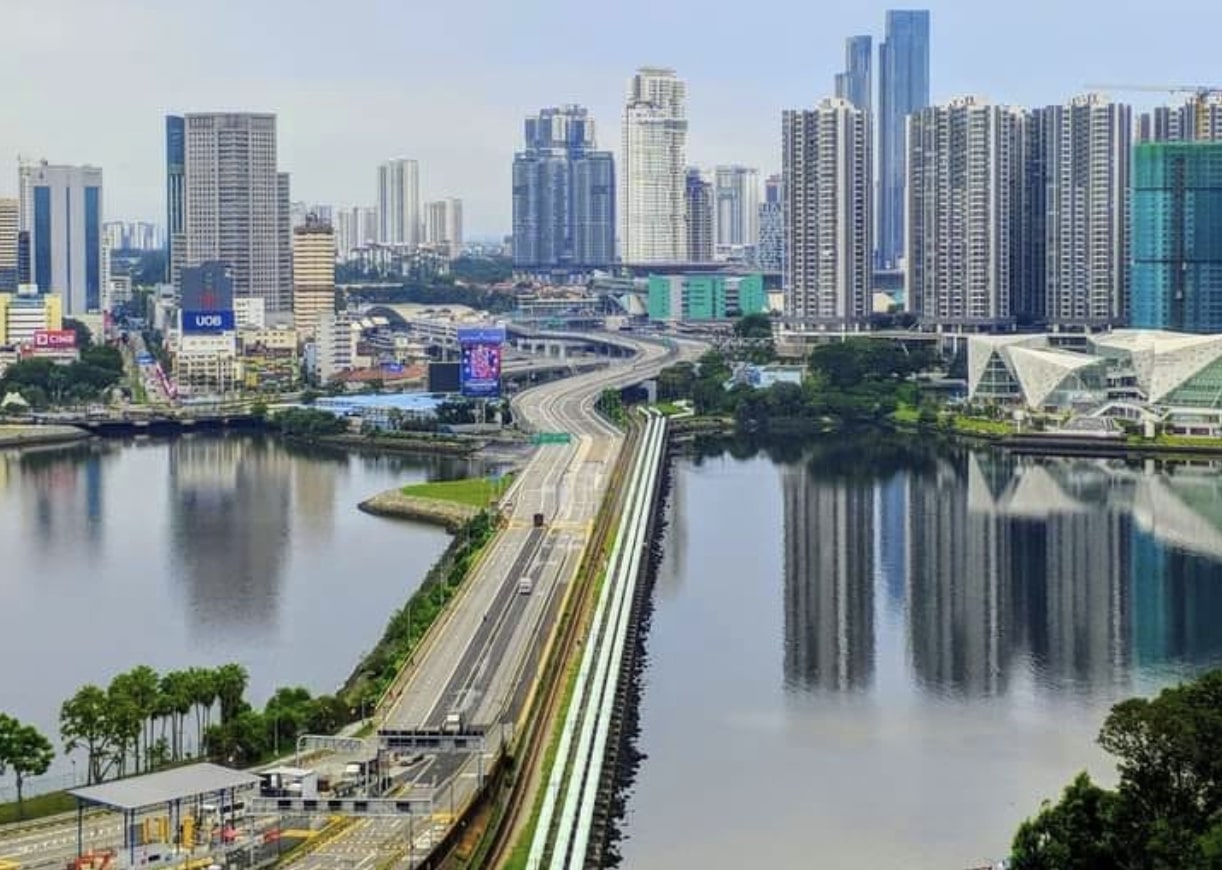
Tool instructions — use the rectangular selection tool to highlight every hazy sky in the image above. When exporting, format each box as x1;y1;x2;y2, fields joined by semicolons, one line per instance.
3;0;1220;236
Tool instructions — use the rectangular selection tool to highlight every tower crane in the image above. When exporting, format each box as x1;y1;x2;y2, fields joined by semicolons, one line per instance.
1085;84;1222;139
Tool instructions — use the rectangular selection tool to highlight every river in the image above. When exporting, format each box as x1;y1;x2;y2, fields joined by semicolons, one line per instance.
618;434;1222;869
0;434;469;792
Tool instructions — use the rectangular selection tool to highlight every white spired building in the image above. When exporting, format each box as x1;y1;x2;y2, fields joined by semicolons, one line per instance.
620;67;688;264
782;97;873;328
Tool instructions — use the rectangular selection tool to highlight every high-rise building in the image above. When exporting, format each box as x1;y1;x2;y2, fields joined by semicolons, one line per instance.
377;158;420;247
18;160;105;315
684;168;713;262
1138;95;1222;143
782;98;873;327
906;97;1027;330
332;206;378;260
713;165;760;256
292;215;335;338
1132;141;1222;333
1036;94;1131;328
512;105;615;273
165;115;185;284
878;9;931;270
175;113;291;313
621;67;688;263
424;198;463;259
834;35;873;114
0;197;17;290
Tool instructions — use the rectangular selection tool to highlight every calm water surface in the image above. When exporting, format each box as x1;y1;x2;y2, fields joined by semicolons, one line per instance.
0;435;467;780
620;436;1222;870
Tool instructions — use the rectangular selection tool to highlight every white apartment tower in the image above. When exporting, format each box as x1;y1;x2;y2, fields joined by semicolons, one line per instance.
377;158;420;247
1038;94;1131;328
906;97;1027;329
424;198;463;259
180;113;290;313
782;98;873;327
713;165;760;255
621;67;688;263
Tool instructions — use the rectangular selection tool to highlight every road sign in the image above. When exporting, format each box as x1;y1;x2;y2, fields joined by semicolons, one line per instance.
531;432;572;445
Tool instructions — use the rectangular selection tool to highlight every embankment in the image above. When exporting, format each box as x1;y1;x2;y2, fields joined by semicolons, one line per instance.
0;424;90;448
358;489;478;531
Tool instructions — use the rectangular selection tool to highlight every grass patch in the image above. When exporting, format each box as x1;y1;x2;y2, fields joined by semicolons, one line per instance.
950;415;1013;437
1151;434;1222;449
891;405;920;425
400;475;512;508
0;789;77;825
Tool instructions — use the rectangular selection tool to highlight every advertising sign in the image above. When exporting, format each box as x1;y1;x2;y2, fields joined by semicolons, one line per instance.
181;309;236;334
458;327;505;398
33;329;78;350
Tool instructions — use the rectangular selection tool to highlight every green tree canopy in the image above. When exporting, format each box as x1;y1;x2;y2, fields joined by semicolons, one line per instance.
0;714;54;819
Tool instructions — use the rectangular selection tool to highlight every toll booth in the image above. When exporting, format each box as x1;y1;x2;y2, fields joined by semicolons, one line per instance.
258;766;318;800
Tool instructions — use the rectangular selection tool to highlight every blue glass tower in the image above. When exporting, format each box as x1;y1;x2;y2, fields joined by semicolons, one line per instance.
835;35;873;114
1132;141;1222;333
878;9;930;270
165;115;185;284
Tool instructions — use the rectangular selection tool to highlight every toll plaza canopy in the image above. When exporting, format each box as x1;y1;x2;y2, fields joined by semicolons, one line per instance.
68;763;260;811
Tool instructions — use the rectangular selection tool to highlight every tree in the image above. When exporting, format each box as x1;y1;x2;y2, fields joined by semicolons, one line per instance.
0;715;54;819
214;663;249;726
62;318;94;349
1011;773;1122;870
60;685;113;784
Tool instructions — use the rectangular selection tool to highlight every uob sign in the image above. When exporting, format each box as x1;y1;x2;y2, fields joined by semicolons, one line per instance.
182;310;235;333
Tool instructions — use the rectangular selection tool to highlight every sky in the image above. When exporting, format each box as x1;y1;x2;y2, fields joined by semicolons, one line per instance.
2;0;1221;237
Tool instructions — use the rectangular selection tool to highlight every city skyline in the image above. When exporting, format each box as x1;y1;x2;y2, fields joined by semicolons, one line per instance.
5;1;1221;236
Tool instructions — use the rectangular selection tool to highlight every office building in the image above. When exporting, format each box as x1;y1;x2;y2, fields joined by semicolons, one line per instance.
18;160;105;315
512;105;615;273
314;311;356;383
0;197;16;290
621;67;688;263
0;286;62;346
292;216;336;338
424;198;463;259
647;273;766;321
906;97;1026;330
377;158;420;247
713;165;760;255
684;168;713;262
1035;94;1131;328
878;9;931;269
1132;142;1222;333
782;98;873;327
166;115;185;284
174;113;291;313
834;35;873;114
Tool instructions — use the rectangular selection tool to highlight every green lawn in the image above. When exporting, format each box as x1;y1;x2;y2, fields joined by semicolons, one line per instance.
951;415;1014;436
0;788;76;825
399;475;513;507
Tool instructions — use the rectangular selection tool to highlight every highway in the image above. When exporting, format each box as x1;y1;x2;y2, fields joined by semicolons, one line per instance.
0;333;692;870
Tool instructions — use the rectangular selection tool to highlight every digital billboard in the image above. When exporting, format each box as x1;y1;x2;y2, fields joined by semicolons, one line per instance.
458;327;505;398
182;310;236;333
180;262;235;311
32;329;78;350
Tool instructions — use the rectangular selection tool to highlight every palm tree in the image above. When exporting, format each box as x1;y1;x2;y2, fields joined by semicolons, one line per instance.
214;664;249;726
187;668;217;755
124;666;160;773
159;671;193;761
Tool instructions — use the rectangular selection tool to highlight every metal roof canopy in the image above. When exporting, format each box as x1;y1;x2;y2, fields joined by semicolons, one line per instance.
68;763;260;812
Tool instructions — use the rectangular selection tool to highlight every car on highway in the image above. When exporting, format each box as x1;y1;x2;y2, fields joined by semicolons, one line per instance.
517;577;533;595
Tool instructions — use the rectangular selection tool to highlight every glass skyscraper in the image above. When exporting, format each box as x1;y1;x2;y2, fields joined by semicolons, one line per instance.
878;9;930;271
512;106;615;274
1132;142;1222;333
834;35;873;114
18;161;104;315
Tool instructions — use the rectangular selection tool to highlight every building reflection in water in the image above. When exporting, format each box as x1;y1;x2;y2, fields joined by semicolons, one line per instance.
168;437;293;637
10;443;110;553
782;443;1222;698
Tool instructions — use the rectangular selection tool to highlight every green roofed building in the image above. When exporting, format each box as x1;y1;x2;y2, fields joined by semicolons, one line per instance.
1132;142;1222;333
647;273;766;322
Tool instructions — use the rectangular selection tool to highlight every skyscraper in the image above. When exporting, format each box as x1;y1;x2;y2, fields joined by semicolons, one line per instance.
377;158;420;247
1132;141;1222;333
292;215;335;338
175;113;291;313
782;98;873;327
713;165;760;256
18;160;104;315
878;9;930;270
0;197;17;290
906;97;1027;329
424;198;463;259
1138;95;1222;143
512;105;615;273
165;115;185;285
621;67;688;263
834;36;873;114
684;168;713;262
754;174;784;272
332;206;378;260
1036;94;1131;328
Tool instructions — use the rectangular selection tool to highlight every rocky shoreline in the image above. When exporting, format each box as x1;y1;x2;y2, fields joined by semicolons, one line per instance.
357;489;480;531
0;424;90;449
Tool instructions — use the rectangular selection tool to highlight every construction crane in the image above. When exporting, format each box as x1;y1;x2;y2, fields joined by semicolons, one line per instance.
1085;84;1222;139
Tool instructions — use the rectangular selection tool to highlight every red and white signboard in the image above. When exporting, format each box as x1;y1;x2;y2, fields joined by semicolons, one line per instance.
33;329;78;350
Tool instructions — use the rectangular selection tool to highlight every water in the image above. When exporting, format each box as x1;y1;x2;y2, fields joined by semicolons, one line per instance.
619;434;1222;870
0;434;466;786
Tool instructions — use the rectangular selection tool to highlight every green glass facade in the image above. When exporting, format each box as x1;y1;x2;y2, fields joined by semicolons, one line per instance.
1132;143;1222;333
647;273;766;322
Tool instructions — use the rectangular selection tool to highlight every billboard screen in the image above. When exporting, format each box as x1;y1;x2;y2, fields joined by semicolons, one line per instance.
458;327;505;398
428;361;461;394
181;309;235;333
180;262;235;311
33;329;78;350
